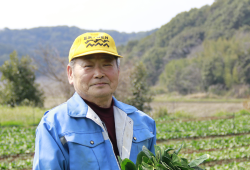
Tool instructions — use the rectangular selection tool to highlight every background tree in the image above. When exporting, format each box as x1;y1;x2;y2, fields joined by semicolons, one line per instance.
34;46;75;100
0;51;44;107
126;62;153;112
115;62;153;113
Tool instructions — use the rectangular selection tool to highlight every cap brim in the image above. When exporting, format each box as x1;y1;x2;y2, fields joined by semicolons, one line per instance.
71;50;123;61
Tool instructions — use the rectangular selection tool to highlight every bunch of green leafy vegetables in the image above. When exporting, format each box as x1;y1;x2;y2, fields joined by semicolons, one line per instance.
118;144;209;170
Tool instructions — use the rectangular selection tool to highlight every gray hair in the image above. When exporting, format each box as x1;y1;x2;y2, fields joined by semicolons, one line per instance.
69;56;120;69
116;57;120;68
68;58;76;69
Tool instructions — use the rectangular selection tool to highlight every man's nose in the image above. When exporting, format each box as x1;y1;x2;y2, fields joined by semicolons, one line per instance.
94;66;105;78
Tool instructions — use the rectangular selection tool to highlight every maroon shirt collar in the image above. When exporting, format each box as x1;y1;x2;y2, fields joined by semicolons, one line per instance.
83;99;114;118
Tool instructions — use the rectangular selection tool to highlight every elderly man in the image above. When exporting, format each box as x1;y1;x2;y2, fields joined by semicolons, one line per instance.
33;32;156;170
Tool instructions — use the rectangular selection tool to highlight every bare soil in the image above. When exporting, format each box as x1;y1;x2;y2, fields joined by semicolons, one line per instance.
0;153;34;161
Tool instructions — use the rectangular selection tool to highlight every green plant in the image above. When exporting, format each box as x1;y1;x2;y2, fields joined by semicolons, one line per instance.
157;114;250;140
118;144;209;170
126;62;153;112
0;51;44;107
152;107;168;119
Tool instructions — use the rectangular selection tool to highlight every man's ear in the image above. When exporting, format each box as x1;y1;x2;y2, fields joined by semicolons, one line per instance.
67;64;74;85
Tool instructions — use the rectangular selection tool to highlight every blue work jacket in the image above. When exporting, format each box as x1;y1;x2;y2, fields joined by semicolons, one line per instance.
33;92;156;170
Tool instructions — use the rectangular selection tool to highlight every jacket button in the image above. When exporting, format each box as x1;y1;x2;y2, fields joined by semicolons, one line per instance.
90;140;94;144
133;137;137;141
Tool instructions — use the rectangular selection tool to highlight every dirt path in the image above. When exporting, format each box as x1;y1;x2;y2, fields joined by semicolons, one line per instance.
151;102;244;117
0;153;34;161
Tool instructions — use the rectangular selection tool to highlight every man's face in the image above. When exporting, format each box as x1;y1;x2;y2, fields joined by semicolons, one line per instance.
67;54;119;101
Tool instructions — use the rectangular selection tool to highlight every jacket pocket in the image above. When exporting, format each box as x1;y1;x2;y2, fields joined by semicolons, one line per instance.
65;132;105;170
130;128;154;163
65;132;104;147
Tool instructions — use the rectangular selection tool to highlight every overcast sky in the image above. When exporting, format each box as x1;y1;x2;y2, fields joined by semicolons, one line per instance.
0;0;214;33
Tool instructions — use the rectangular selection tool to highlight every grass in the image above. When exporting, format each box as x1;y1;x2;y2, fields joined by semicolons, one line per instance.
153;94;246;103
215;109;250;117
0;105;47;126
151;101;244;117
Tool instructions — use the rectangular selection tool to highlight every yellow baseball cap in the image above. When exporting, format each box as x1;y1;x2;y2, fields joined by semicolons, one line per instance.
68;32;123;62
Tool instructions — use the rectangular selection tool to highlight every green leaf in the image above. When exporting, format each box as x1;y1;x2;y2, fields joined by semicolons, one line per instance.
156;150;161;162
141;166;151;170
161;161;173;170
171;153;180;164
136;151;149;169
154;145;161;153
148;158;153;165
118;156;123;166
176;166;193;170
142;162;154;170
160;146;166;156
162;156;175;170
156;164;168;170
180;158;188;166
174;143;183;155
188;154;209;167
164;152;171;159
142;146;155;159
138;165;143;170
155;145;162;162
121;158;136;170
192;166;204;170
173;163;182;168
165;148;174;154
164;148;174;159
152;156;159;165
142;156;149;163
143;156;153;166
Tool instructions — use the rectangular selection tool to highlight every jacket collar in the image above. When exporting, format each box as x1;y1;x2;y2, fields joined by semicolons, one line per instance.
67;92;137;118
112;96;137;114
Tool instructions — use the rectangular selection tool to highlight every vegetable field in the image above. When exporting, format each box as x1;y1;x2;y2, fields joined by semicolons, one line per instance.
0;108;250;169
156;109;250;169
0;127;35;169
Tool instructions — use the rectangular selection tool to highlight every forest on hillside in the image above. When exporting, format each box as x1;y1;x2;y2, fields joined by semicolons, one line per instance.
0;27;157;65
118;0;250;97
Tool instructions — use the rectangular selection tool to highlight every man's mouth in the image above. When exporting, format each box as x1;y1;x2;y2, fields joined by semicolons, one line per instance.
91;83;108;86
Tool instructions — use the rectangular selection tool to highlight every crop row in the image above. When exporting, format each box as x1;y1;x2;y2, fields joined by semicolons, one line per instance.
158;134;250;151
206;161;250;170
0;155;33;170
158;135;250;169
179;145;250;163
0;127;35;156
155;110;250;122
156;115;250;139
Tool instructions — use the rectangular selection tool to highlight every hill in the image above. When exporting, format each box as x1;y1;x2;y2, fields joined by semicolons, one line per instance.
0;26;157;65
119;0;250;97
